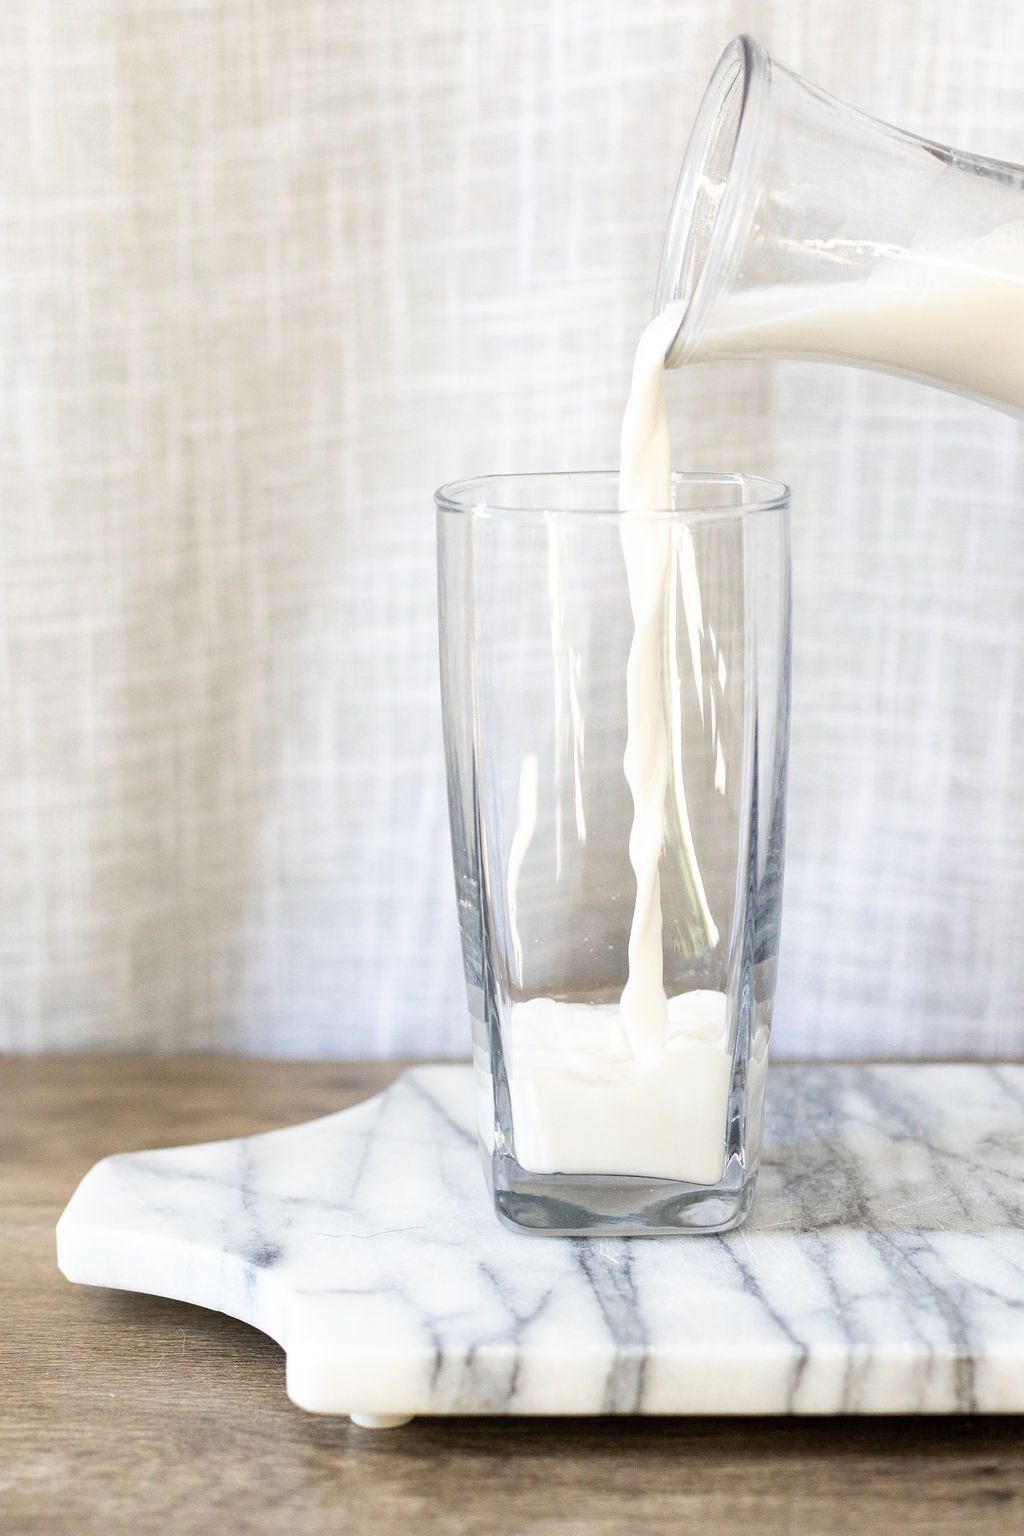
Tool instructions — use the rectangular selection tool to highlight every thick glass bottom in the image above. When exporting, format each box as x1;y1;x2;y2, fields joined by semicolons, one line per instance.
485;1146;757;1237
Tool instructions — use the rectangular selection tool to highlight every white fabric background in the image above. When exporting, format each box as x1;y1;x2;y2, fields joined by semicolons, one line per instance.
3;0;1024;1057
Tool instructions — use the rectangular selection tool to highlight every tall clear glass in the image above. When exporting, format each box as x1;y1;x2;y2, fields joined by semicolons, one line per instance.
436;472;791;1235
655;35;1024;413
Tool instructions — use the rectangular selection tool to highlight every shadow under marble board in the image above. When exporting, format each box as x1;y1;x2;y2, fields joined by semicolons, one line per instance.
57;1063;1024;1426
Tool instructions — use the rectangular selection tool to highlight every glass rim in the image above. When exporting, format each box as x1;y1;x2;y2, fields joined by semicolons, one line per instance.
434;469;790;522
655;34;771;367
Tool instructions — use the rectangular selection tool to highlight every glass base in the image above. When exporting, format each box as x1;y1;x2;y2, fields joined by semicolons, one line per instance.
485;1146;757;1237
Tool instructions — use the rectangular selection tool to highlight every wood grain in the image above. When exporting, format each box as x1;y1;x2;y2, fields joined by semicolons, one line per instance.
2;1055;1022;1536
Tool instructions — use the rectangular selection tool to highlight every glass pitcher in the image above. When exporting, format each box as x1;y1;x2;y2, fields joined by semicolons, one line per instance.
655;35;1024;414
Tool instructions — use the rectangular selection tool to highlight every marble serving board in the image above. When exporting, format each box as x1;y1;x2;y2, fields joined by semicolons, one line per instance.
57;1064;1024;1425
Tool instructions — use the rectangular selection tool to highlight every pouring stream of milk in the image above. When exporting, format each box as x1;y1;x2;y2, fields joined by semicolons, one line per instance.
503;300;733;1185
617;300;692;1059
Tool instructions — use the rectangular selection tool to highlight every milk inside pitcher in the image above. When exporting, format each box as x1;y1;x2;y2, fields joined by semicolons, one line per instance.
655;35;1024;414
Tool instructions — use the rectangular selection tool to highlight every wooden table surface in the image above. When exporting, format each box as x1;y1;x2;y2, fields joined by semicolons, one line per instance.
3;1056;1023;1535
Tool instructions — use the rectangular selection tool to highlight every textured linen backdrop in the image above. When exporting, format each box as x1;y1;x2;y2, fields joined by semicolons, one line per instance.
3;0;1024;1056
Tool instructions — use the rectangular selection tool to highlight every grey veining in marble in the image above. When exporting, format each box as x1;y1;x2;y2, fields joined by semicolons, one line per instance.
57;1064;1024;1422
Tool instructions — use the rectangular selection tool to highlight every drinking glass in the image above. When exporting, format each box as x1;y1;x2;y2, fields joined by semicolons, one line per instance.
437;471;791;1235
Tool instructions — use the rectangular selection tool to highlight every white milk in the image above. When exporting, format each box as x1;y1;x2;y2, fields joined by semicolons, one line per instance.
503;301;733;1186
500;223;1024;1184
506;991;731;1184
696;222;1024;411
